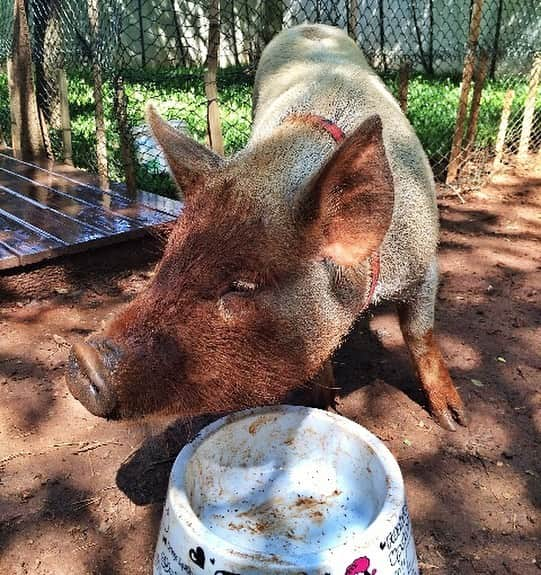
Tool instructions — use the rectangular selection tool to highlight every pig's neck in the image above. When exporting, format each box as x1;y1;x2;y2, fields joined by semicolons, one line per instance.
325;258;376;318
296;257;375;381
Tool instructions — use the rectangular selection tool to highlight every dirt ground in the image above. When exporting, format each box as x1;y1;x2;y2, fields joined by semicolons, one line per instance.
1;165;540;575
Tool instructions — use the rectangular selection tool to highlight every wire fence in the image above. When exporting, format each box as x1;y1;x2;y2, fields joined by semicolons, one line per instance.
0;0;540;197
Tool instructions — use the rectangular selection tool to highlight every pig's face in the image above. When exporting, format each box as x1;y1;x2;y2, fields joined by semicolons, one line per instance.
67;108;394;419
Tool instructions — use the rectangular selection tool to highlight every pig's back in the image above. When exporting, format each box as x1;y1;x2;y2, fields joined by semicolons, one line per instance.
252;24;439;300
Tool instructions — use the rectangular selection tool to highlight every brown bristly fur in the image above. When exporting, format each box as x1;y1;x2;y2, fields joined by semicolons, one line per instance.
68;24;466;430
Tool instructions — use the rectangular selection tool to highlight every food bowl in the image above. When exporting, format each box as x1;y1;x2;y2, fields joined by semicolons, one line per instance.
153;405;418;575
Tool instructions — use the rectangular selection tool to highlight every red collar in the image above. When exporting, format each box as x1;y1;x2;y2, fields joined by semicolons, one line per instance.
285;113;379;311
360;252;380;313
285;113;346;143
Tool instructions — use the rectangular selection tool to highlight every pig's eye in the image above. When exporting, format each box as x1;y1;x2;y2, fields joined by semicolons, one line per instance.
218;280;258;320
228;280;258;294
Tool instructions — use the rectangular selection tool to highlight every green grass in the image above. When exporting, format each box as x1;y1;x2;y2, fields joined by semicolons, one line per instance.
0;66;538;195
401;75;537;163
57;68;253;195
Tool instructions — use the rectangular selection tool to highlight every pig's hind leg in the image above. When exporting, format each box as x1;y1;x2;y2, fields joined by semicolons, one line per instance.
397;260;467;431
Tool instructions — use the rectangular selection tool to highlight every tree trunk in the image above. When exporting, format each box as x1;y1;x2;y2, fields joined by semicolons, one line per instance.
489;0;503;79
9;0;47;161
347;0;359;40
398;61;410;113
58;68;73;165
32;0;61;124
428;0;434;74
446;0;484;183
137;0;146;68
113;75;137;198
378;0;386;71
205;0;224;155
88;0;109;189
465;51;489;153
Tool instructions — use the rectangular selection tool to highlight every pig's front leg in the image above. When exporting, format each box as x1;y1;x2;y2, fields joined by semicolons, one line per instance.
397;261;468;431
310;359;338;410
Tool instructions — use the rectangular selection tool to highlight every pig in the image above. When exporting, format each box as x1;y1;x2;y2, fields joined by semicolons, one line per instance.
67;24;467;430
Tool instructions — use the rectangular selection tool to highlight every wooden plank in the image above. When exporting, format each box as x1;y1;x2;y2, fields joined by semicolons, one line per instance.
0;242;20;270
0;186;105;245
0;212;65;268
0;166;148;234
0;153;176;225
110;182;182;218
0;149;180;270
0;209;151;269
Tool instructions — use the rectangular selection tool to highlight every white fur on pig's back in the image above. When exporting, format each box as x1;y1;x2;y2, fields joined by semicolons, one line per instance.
251;24;439;300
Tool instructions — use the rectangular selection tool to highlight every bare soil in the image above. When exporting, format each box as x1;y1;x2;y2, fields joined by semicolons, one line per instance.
1;166;540;574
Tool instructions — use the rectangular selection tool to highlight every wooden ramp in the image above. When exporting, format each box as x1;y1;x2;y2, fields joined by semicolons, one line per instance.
0;152;182;270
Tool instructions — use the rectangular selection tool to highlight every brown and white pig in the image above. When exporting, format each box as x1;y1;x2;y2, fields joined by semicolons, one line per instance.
67;24;467;430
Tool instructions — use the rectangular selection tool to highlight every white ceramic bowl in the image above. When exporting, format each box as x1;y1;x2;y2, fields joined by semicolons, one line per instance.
153;405;418;575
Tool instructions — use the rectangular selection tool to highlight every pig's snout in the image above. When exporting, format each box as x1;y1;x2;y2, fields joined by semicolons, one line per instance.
67;337;121;418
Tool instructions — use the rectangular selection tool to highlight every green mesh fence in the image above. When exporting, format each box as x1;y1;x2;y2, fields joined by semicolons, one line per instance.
0;0;539;195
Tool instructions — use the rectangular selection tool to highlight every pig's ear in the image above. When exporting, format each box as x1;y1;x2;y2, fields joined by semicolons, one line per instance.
146;104;224;199
296;115;394;267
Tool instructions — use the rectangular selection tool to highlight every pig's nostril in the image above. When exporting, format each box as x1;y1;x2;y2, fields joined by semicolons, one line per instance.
67;341;118;418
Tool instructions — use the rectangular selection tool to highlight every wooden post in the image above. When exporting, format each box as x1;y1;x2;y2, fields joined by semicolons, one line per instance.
204;0;224;155
137;0;146;68
113;75;137;198
492;89;514;170
7;59;20;157
88;0;109;190
518;54;541;162
398;61;410;113
57;69;73;166
465;51;489;153
347;0;359;40
378;0;385;71
446;0;484;183
9;0;47;161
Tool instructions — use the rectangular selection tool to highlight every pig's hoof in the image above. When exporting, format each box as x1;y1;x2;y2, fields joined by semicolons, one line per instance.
433;405;468;431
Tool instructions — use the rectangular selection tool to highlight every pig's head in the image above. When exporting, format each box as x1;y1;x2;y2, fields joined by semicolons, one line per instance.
67;107;394;419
